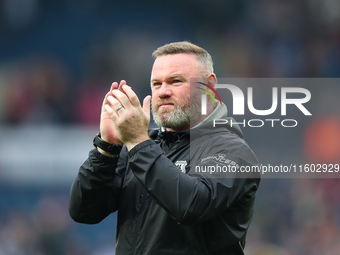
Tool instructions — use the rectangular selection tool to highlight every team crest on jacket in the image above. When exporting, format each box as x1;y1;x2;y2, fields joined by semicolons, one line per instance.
175;160;187;173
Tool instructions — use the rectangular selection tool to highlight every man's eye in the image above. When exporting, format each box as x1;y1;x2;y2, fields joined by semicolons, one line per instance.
153;82;161;87
173;80;182;83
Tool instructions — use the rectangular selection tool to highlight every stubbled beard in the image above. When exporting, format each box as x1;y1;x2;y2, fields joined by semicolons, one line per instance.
152;92;202;130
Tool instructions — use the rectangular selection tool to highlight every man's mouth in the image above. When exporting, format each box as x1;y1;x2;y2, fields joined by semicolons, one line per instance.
158;102;175;108
160;103;174;107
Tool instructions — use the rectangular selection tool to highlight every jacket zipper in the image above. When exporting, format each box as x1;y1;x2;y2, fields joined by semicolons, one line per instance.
165;139;189;158
130;138;188;254
130;188;149;255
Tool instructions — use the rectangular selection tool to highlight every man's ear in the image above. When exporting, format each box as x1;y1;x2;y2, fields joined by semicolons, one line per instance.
207;73;217;88
203;73;218;111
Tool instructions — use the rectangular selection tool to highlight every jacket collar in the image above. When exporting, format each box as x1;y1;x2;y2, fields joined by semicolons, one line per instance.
191;102;228;129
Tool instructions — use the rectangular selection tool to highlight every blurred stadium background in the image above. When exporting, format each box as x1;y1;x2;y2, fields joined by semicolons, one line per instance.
0;0;340;254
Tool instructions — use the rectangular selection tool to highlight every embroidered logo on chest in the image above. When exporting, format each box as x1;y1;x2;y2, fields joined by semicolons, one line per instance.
175;160;187;173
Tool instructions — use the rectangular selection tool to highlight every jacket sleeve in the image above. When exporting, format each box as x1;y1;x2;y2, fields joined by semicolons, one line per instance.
128;139;260;225
69;147;126;224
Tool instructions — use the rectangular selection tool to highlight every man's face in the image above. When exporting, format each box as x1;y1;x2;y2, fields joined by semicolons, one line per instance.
150;53;203;131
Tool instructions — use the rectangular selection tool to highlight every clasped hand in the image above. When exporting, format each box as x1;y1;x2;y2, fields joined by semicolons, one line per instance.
100;80;151;151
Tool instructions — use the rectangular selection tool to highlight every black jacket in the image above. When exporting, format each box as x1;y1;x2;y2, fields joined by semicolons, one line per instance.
69;104;260;255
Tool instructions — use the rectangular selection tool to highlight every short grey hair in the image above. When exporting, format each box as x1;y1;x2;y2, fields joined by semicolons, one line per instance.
152;41;214;76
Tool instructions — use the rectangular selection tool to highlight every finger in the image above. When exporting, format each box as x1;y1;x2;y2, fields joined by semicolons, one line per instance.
111;89;133;110
110;82;119;92
107;95;125;115
102;91;112;111
121;84;140;107
143;95;151;118
104;104;118;121
118;80;126;93
103;82;118;102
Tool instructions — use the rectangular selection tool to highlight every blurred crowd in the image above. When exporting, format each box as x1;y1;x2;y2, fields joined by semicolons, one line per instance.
1;0;340;125
0;192;77;255
0;188;117;255
0;0;340;254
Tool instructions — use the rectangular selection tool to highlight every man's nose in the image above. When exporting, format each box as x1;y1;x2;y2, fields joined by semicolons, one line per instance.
158;83;173;98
